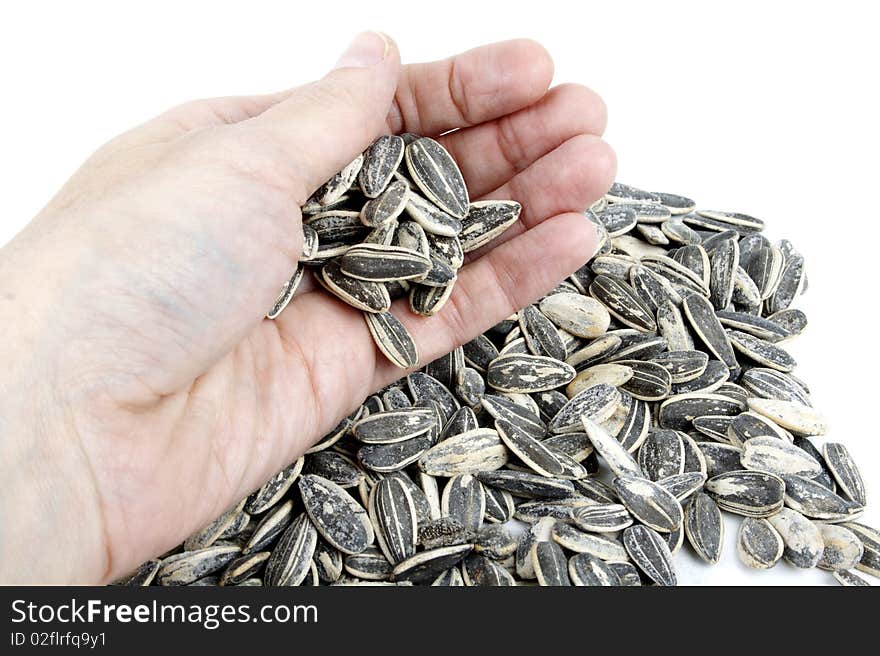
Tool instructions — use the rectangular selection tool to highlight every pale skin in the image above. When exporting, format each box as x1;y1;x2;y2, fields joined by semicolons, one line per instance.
0;33;614;584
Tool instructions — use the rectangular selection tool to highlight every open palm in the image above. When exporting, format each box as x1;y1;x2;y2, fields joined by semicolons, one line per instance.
2;36;614;583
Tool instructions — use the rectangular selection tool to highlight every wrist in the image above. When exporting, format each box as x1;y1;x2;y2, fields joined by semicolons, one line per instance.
0;230;109;584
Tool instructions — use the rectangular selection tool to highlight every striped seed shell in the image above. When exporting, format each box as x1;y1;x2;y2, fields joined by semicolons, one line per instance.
638;429;686;481
747;397;827;435
431;568;465;586
568;553;620;586
709;238;739;309
266;266;305;319
343;546;393;581
476;470;575;500
741;437;822;477
392;543;473;583
551;523;629;561
684;492;724;564
550;383;621;433
613;475;683;533
486;353;576;394
582;417;643;478
704;470;785;517
822;443;867;506
571;504;633;533
352;408;436;444
370;477;418;565
462;554;516;586
495;418;567;477
405;137;469;219
618;360;672;402
841;522;880;577
519;305;567;360
442;474;486;533
741;369;811;406
698;442;745;478
244;500;294;554
339;243;431;282
590;275;657;332
682;293;739;374
405;192;462;237
418;429;508;477
737;516;784;569
360;179;409;227
658;393;745;431
658;471;707;502
321;260;391;313
246;459;304;514
358;435;432;473
531;541;571;586
727;330;796;372
299;474;373;555
220;552;270;586
359;135;405;198
309;154;363;207
481;394;547;440
264;514;318;586
364;311;419;369
157;546;242;586
623;525;677;586
458;200;522;252
832;569;871;586
782;475;860;520
651;350;709;384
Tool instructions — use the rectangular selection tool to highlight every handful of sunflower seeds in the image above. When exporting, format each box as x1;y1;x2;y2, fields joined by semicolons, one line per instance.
267;133;522;368
120;180;877;588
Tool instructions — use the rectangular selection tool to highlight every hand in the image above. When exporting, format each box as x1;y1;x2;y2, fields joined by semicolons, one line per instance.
0;33;614;583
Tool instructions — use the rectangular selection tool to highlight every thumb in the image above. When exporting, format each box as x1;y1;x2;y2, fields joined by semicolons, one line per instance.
251;31;401;199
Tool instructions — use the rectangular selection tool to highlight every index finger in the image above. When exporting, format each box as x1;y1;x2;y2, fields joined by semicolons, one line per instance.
387;39;554;137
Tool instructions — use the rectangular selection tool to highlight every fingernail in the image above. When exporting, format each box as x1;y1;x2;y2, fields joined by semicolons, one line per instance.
334;31;391;69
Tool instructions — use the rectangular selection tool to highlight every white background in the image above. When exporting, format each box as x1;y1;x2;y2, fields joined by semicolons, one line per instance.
1;1;877;585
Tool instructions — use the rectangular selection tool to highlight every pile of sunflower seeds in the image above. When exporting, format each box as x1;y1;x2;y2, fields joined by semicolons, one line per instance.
118;181;877;587
267;133;521;368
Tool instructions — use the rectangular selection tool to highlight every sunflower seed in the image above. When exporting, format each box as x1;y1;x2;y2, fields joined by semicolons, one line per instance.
418;429;507;477
727;330;796;372
590;275;657;333
405;192;463;237
359;135;405;198
841;522;880;577
747;397;827;435
705;470;785;517
486;353;576;394
682;293;739;374
832;570;871;586
391;543;473;583
652;350;709;384
823;443;867;506
482;394;547;440
737;516;784;569
246;459;304;514
539;293;612;338
266;266;305;319
352;408;436;444
441;475;485;534
550;384;621;433
531;541;571;586
638;429;686;481
343;546;393;581
582;416;643;478
608;561;642;586
310;155;363;207
358;435;432;473
618;360;672;401
458;200;522;252
495;418;567;477
782;475;860;521
659;393;744;431
623;525;676;586
606;182;661;204
476;470;574;500
299;475;373;555
364;311;419;369
370;477;418;565
264;514;318;586
359;179;409;227
658;471;707;502
767;507;823;569
462;554;516;586
816;524;864;572
405;137;469;219
613;475;683;533
684;492;723;564
320;260;391;313
568;553;620;586
431;568;465;586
